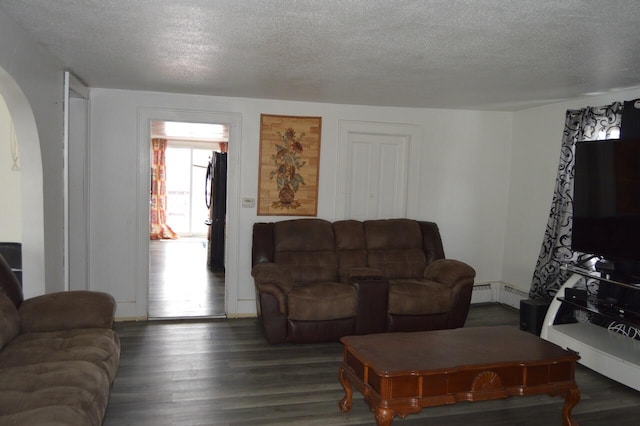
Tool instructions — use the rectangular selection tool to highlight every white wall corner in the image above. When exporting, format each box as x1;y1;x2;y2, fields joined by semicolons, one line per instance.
471;281;530;309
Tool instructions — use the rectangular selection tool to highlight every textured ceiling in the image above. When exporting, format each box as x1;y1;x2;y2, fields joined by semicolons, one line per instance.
1;0;640;111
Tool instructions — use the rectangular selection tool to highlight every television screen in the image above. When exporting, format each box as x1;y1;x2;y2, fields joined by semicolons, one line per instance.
572;138;640;264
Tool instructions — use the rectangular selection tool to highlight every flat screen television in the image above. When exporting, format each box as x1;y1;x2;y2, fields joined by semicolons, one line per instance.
572;138;640;282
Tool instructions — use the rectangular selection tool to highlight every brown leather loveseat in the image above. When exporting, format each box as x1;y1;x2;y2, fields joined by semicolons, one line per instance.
251;218;476;344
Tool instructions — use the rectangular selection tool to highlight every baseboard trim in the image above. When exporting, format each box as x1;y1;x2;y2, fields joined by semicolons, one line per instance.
471;281;529;310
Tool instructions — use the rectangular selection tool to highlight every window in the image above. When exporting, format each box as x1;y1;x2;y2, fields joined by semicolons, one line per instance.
165;146;212;236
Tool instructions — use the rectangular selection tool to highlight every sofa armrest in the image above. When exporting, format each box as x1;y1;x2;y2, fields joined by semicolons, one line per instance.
424;259;476;328
424;259;476;288
18;291;116;333
251;262;295;315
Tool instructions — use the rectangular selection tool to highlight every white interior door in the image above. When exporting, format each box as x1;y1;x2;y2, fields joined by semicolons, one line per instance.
338;121;422;220
347;133;408;219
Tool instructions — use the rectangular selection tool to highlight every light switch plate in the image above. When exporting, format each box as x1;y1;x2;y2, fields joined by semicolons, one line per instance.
242;198;256;208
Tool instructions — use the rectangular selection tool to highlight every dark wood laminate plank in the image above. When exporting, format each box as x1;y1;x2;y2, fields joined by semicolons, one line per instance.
104;304;640;426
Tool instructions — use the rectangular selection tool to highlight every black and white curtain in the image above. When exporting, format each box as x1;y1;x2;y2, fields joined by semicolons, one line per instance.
529;102;623;300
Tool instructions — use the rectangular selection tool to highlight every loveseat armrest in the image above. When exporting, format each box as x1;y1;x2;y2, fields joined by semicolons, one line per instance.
424;259;476;288
251;262;295;315
18;291;116;333
425;259;476;328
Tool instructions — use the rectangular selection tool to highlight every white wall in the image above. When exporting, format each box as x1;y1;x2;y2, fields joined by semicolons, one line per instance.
0;94;22;242
504;87;640;292
88;88;512;318
0;10;65;297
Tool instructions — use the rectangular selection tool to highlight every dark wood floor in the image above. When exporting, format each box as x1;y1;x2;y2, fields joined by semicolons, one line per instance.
104;304;640;425
149;238;225;318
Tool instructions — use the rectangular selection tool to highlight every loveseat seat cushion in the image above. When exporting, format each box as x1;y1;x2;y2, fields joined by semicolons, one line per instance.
388;279;451;315
0;293;20;351
0;328;120;383
287;282;357;321
0;360;110;426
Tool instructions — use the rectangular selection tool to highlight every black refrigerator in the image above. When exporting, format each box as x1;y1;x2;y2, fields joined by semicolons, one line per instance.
206;152;227;272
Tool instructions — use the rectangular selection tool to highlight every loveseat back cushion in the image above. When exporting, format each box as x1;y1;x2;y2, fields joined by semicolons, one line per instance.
334;220;367;283
364;219;427;279
0;293;20;351
388;279;452;315
273;219;338;283
287;282;357;321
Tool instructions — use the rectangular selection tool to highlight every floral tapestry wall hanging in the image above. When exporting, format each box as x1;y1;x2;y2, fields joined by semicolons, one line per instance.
257;114;322;216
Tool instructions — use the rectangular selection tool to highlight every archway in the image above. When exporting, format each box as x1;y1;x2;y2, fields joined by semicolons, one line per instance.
0;66;45;297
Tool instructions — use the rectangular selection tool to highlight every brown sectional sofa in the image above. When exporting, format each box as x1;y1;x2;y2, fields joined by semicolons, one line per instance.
0;254;119;425
252;218;476;344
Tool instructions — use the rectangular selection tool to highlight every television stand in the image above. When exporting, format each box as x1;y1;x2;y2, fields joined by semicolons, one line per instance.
540;264;640;392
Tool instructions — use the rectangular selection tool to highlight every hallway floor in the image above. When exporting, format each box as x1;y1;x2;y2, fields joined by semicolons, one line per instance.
148;238;225;318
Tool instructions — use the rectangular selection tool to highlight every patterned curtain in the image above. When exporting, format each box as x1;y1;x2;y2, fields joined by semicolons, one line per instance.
150;138;178;240
529;102;623;300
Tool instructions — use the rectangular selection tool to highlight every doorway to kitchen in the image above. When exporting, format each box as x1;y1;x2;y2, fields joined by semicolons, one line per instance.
148;120;228;319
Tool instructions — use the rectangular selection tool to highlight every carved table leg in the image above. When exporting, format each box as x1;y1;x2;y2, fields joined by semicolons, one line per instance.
562;386;581;426
374;407;395;426
338;366;353;413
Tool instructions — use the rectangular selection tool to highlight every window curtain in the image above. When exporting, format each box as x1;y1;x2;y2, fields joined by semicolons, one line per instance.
529;102;623;300
150;138;178;240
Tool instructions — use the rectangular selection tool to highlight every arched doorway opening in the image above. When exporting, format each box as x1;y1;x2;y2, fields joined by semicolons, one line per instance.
0;66;45;297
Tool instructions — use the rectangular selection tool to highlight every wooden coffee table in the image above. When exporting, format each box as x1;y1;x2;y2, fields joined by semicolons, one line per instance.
338;326;580;425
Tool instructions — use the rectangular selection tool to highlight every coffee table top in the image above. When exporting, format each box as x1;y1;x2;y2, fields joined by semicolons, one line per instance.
341;326;578;374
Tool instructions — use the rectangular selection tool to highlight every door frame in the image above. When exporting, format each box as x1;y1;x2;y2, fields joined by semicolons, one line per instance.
136;107;242;319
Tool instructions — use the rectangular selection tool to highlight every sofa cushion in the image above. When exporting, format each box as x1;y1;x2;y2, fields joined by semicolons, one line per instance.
388;279;451;315
287;282;357;321
0;360;110;426
364;219;423;250
274;219;338;283
367;249;427;279
0;328;120;383
274;251;338;284
0;406;92;426
364;219;427;279
0;293;20;351
19;291;116;333
334;220;368;283
274;219;335;252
